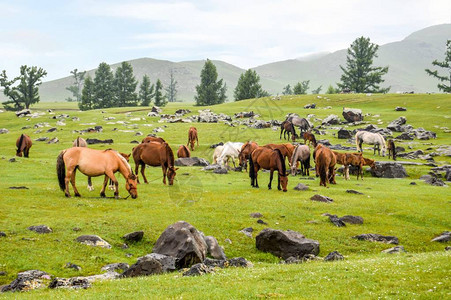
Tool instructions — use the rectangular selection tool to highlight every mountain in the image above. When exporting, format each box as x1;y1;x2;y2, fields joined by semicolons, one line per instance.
4;24;450;103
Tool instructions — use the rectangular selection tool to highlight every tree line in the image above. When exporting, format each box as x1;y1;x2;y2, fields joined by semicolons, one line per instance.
2;37;450;110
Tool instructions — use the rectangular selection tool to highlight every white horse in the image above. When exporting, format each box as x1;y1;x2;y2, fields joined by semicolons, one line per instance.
355;131;387;156
217;142;244;168
212;145;224;164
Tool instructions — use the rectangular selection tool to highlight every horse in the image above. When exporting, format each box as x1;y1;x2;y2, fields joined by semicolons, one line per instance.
239;141;258;171
187;127;199;151
212;145;224;164
72;137;87;147
142;136;166;143
177;145;191;158
387;139;396;161
355;131;387;156
314;144;337;187
16;134;32;157
217;142;244;169
56;148;137;199
132;142;178;185
280;121;297;142
263;143;295;166
303;132;317;147
332;151;350;180
345;153;364;180
290;145;311;176
249;147;288;192
286;115;310;133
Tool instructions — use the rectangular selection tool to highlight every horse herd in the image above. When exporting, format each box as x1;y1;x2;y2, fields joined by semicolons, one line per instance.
13;117;396;199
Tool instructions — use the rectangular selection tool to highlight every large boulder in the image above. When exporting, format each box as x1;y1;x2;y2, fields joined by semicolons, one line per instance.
121;257;163;278
342;108;363;122
370;162;407;178
255;228;320;259
122;231;144;242
387;117;412;132
322;114;340;125
175;157;209;167
152;221;207;269
337;128;353;139
412;128;436;140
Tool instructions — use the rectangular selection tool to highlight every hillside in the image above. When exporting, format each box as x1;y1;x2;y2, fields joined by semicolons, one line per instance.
3;24;450;103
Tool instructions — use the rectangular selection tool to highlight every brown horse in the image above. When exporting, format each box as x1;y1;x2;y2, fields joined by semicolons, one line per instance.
133;142;178;185
72;137;87;147
187;127;198;151
142;136;166;143
387;139;396;161
264;143;295;167
280;121;297;142
56;148;137;199
239;141;259;171
177;145;191;158
303;132;317;147
332;151;350;180
314;144;336;187
16;134;32;157
249;147;288;192
344;153;364;180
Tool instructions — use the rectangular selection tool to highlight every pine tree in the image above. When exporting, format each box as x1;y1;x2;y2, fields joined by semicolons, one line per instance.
338;36;389;93
139;75;154;106
114;61;138;107
79;76;95;111
282;84;293;95
93;62;115;108
65;69;86;102
194;59;227;106
311;85;322;94
425;39;451;92
165;69;178;102
293;80;310;95
326;84;340;94
154;79;167;107
234;69;268;101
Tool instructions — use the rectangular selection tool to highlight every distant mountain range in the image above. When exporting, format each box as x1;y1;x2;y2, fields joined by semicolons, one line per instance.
7;24;451;103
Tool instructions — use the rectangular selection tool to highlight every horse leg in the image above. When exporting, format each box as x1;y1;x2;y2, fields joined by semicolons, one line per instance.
70;170;81;197
105;171;119;199
329;166;336;184
162;164;167;185
64;168;73;198
268;169;273;190
24;147;29;158
87;177;95;191
140;164;148;184
359;141;363;153
100;175;109;198
254;166;260;188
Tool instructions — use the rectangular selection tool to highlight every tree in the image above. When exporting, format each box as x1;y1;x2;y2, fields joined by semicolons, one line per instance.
311;85;322;94
326;84;340;94
194;59;227;106
165;69;178;102
0;65;47;110
338;36;389;93
114;61;138;107
234;69;269;101
282;84;293;95
154;79;167;107
425;39;451;93
79;76;95;111
293;80;310;95
93;62;115;108
139;75;154;106
66;69;86;102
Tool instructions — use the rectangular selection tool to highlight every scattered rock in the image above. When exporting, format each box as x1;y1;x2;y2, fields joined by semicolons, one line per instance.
0;232;6;237
1;270;50;292
101;263;129;273
352;234;399;244
387;116;407;132
395;107;407;111
346;189;363;195
86;138;113;145
339;215;364;225
8;158;16;163
203;235;227;260
370;162;407;178
35;137;49;142
304;103;316;109
445;246;451;251
382;246;406;254
183;263;212;276
324;251;344;261
283;254;318;264
175;157;209;167
322;114;340;125
342;108;363;122
431;231;450;243
122;231;144;242
75;235;112;249
227;257;253;268
420;174;446;186
310;194;334;203
121;257;163;278
250;212;263;218
293;183;309;191
410;182;417;185
48;277;90;289
9;186;29;189
257;219;268;225
0;128;9;134
322;214;346;227
213;167;228;174
47;137;59;144
240;227;253;238
337;128;353;139
65;263;81;271
136;253;177;273
412;128;436;140
28;225;52;234
47;127;57;133
395;132;415;140
15;109;31;117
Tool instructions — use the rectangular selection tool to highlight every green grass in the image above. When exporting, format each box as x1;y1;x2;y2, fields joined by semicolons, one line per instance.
0;94;450;298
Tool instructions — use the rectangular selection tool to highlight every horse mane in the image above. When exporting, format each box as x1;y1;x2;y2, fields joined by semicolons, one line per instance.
114;151;133;175
290;145;299;167
165;143;175;167
274;149;286;175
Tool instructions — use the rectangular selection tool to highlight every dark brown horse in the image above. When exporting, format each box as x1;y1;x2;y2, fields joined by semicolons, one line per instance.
16;134;32;157
239;141;259;171
56;148;137;199
177;145;191;158
249;147;288;192
280;120;297;142
133;142;178;185
187;127;198;151
303;132;317;147
314;144;336;187
142;136;166;143
387;139;396;161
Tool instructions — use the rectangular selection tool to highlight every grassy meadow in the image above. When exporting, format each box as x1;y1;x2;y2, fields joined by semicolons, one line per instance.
0;94;450;298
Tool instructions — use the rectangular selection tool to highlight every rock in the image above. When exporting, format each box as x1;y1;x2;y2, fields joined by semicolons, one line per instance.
256;228;320;259
387;117;407;132
210;142;224;148
257;219;268;225
1;270;50;292
213;167;228;174
152;221;207;269
136;253;177;273
395;107;407;111
101;263;129;273
175;157;209;167
410;182;417;185
412;128;436;140
352;234;399;244
339;215;364;225
342;108;363;122
240;227;253;238
431;231;450;243
35;137;49;142
323;214;345;227
322;114;340;125
420;174;446;186
0;232;6;237
337;128;352;139
283;255;318;264
9;186;29;189
382;246;406;254
395;132;415;140
65;263;81;271
227;257;253;267
293;183;309;191
121;257;163;277
317;139;331;146
48;277;90;289
151;106;162;113
446;246;451;251
203;235;227;260
304;103;316;109
346;189;363;195
8;158;16;163
310;194;334;203
47;127;57;133
75;235;112;249
28;225;52;234
203;164;222;171
397;150;424;159
86;138;113;145
47;137;59;144
370;162;407;178
122;231;144;242
324;251;344;261
183;263;212;276
15;109;31;117
0;128;9;134
250;212;263;218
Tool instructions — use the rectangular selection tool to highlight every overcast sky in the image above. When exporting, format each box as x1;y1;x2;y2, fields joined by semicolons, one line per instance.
1;0;450;81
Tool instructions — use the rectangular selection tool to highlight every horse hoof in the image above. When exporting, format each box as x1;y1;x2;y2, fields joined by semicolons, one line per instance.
100;193;106;198
75;194;81;197
65;194;71;198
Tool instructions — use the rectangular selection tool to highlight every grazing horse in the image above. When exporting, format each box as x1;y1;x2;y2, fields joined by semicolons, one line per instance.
263;143;295;166
345;153;364;180
56;148;138;199
177;145;191;158
290;145;311;176
303;132;317;147
217;142;244;168
332;151;350;180
249;147;288;192
314;144;337;187
387;139;396;161
133;142;178;185
286;116;310;133
212;145;224;164
142;136;166;143
72;137;87;147
16;134;32;157
187;127;199;151
280;121;297;142
355;131;387;156
239;141;259;171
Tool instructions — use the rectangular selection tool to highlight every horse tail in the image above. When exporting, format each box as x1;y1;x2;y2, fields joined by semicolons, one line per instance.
56;150;66;191
274;149;286;175
317;153;327;185
17;134;25;152
290;145;298;168
249;152;255;180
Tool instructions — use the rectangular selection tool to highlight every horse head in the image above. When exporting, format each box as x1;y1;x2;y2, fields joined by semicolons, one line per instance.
167;166;179;185
279;173;288;192
125;173;138;199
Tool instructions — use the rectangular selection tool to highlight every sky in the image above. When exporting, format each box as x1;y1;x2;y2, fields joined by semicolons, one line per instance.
1;0;450;81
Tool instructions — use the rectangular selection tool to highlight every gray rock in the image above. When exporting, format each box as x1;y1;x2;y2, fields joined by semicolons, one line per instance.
49;277;90;289
387;116;407;132
213;167;228;174
342;108;363;122
86;138;113;145
227;257;253;268
0;128;9;134
122;231;144;242
323;214;346;227
382;246;406;254
203;235;227;260
47;137;59;144
250;212;263;218
310;194;334;203
183;263;212;276
337;128;353;139
257;219;268;225
412;128;436;140
256;228;320;259
175;157;209;167
370;162;407;178
339;215;364;225
137;253;177;273
324;251;344;261
395;132;415;140
101;263;129;273
0;232;6;237
35;137;49;142
346;189;363;195
446;246;451;251
353;234;399;244
322;114;340;125
75;235;112;249
47;127;57;133
8;158;16;162
431;231;450;243
28;225;53;234
304;103;316;109
395;107;407;111
121;257;163;277
421;174;446;186
240;227;253;238
65;263;81;271
1;270;50;292
294;183;309;191
15;109;31;117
